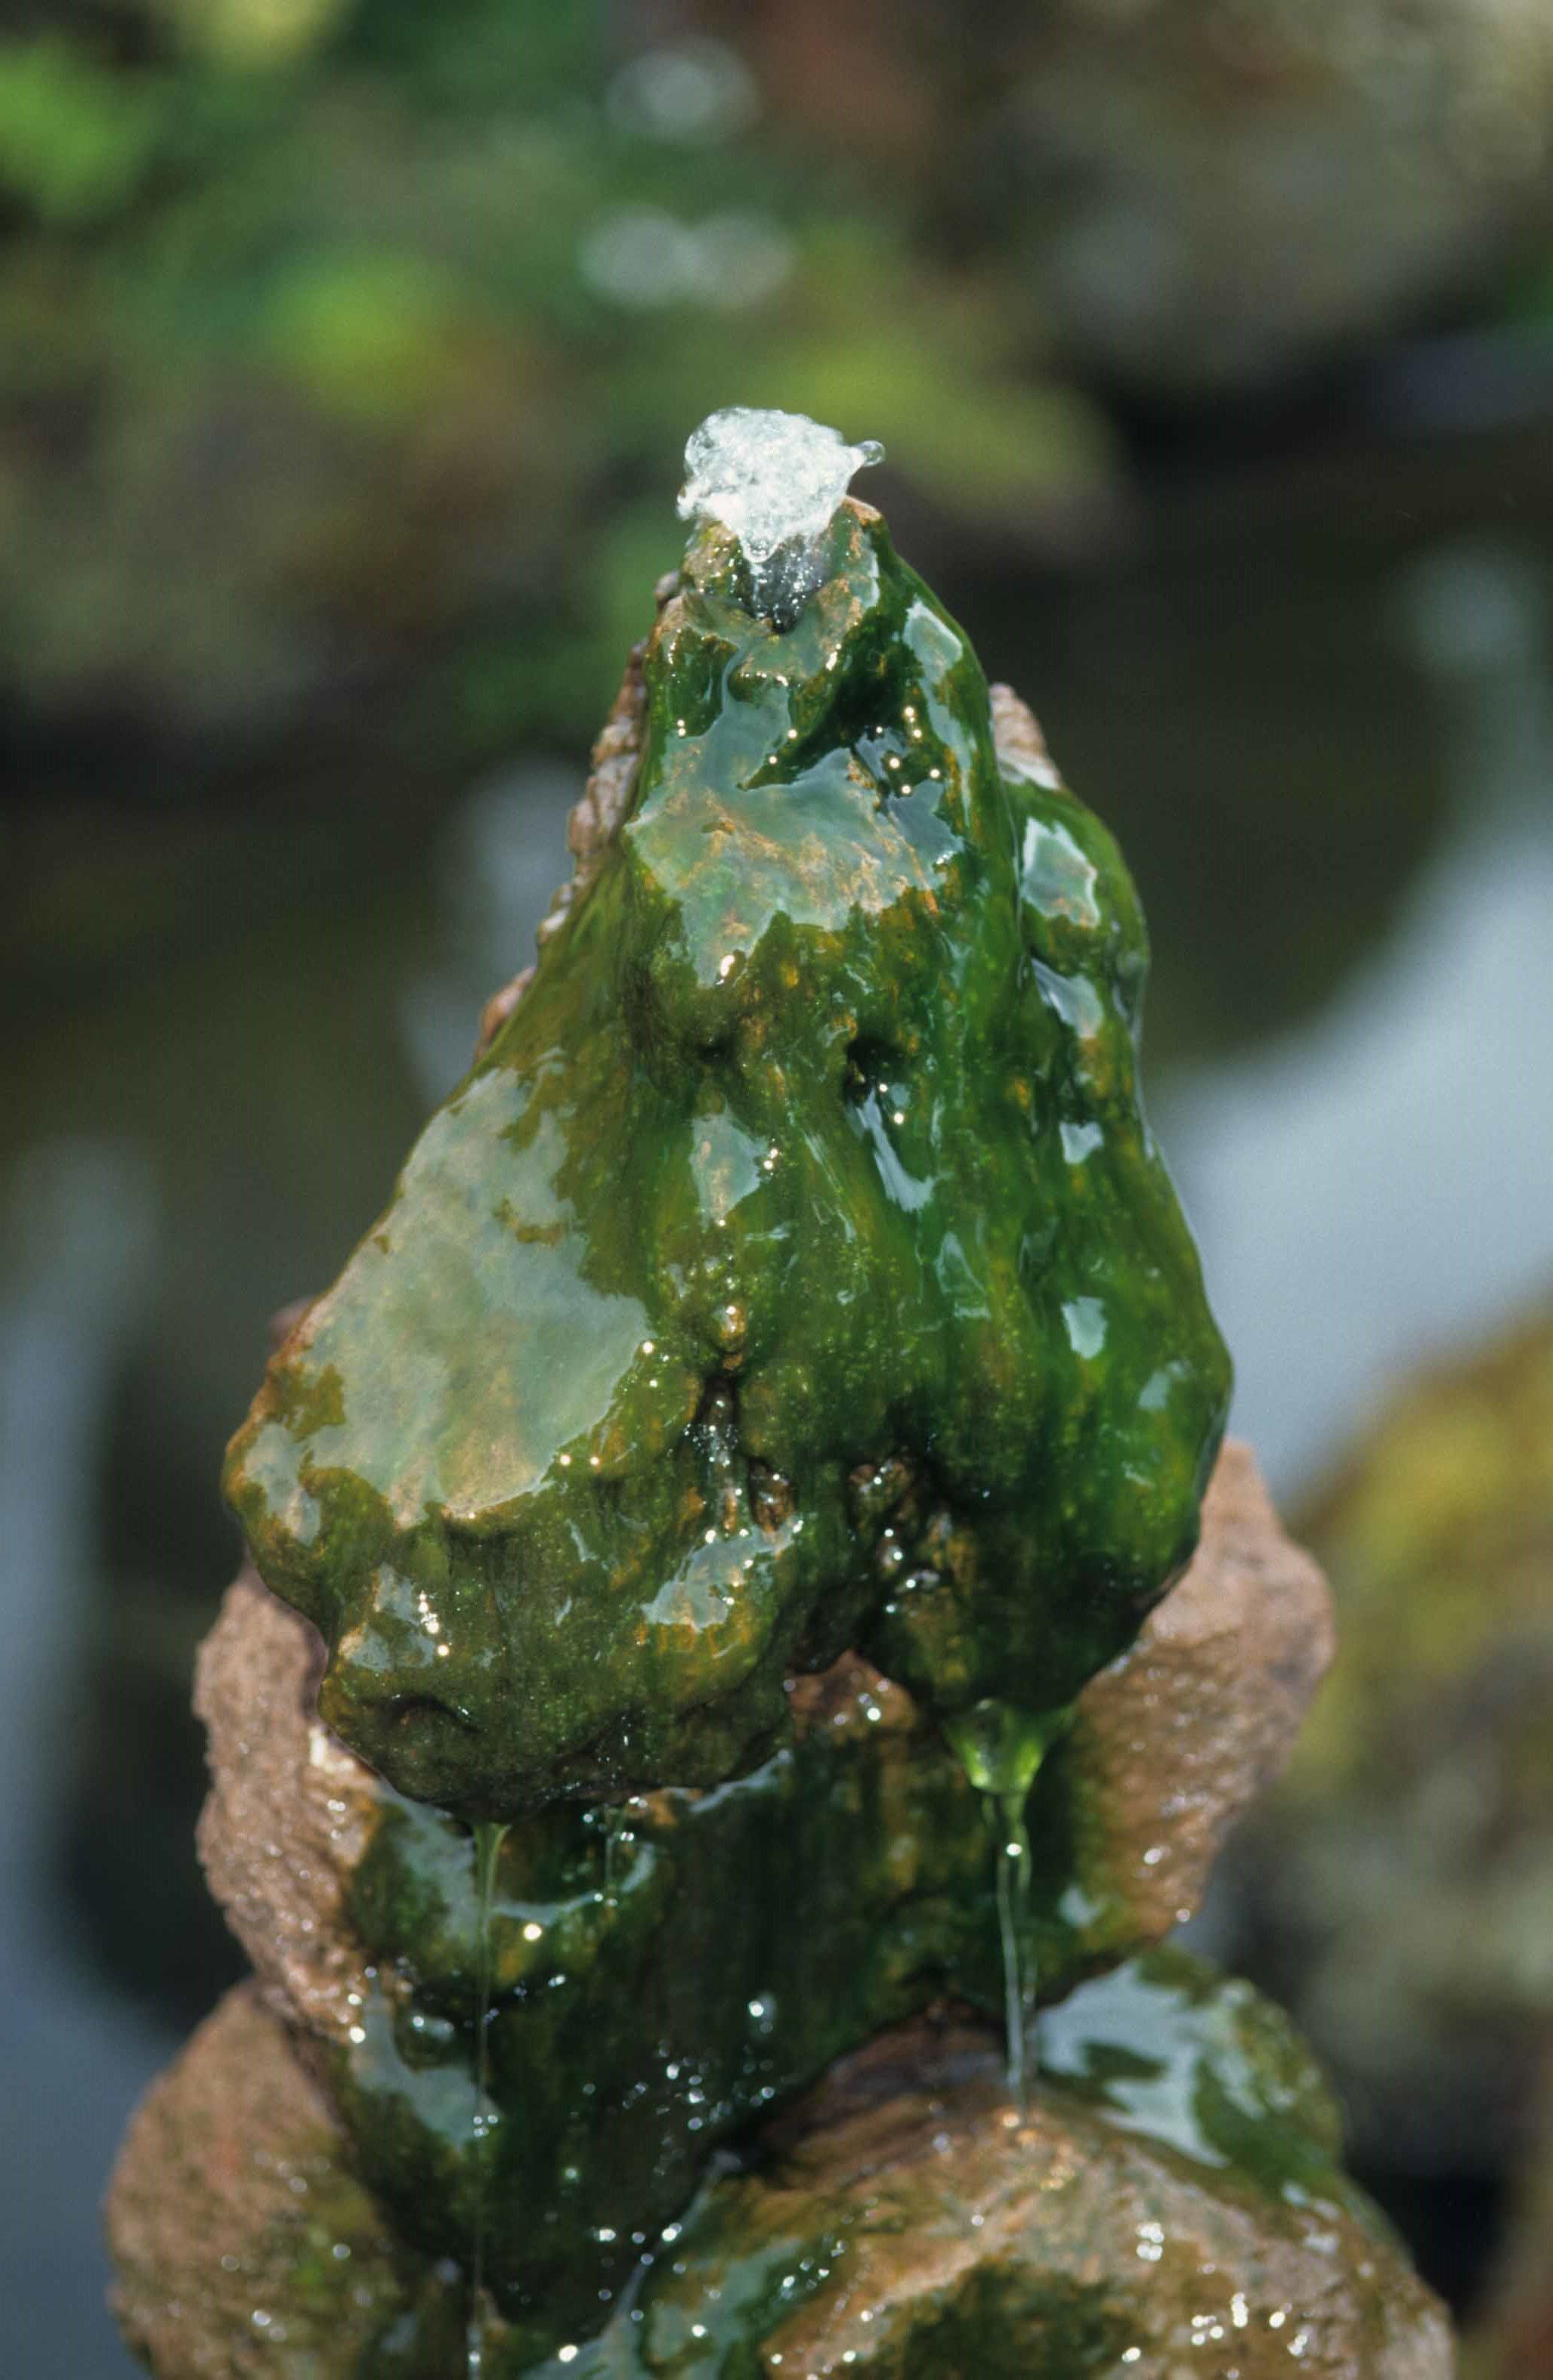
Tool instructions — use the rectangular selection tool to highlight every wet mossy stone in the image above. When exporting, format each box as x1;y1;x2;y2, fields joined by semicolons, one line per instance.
563;1951;1411;2380
224;498;1230;1817
331;1951;1425;2377
322;1655;1152;2351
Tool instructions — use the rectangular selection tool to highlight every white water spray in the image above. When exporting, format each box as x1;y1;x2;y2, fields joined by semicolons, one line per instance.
677;406;883;618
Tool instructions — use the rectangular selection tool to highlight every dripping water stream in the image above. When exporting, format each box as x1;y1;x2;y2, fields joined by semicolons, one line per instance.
466;1819;509;2377
995;1788;1035;2107
945;1701;1072;2108
602;1800;629;1905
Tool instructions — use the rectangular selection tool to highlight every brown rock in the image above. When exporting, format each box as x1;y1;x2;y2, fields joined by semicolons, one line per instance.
989;679;1061;789
682;2016;1452;2379
193;1569;379;2045
1070;1438;1335;1952
109;1988;1450;2380
532;635;648;957
474;963;534;1062
105;1985;441;2379
133;1439;1344;2371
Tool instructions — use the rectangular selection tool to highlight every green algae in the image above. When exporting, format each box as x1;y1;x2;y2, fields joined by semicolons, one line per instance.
466;1817;511;2375
1035;1943;1366;2217
335;1952;1384;2376
329;1662;1070;2359
224;495;1229;1822
540;1951;1380;2379
212;467;1245;2371
319;1658;1373;2366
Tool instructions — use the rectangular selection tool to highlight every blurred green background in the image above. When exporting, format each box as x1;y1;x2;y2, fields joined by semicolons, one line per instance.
2;3;1553;2372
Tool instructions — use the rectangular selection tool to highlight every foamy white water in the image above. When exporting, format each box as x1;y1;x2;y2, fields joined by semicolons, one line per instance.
677;406;882;614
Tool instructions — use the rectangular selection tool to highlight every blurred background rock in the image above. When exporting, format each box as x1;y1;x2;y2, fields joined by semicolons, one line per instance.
1;2;1551;2372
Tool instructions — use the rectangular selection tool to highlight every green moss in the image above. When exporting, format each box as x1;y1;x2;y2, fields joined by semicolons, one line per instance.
854;2269;1133;2380
215;486;1239;2367
461;1952;1381;2376
225;499;1228;1822
326;1657;1141;2357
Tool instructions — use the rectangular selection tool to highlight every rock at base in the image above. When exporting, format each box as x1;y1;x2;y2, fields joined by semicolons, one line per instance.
105;1984;460;2377
107;1964;1450;2379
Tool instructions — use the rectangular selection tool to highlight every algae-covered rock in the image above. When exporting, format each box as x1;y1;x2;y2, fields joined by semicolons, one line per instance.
186;1435;1328;2357
587;1952;1448;2380
115;425;1419;2378
107;1958;1450;2378
224;493;1229;1819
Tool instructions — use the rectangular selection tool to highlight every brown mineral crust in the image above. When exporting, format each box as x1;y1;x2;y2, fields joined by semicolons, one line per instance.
105;1984;421;2379
716;2022;1452;2380
989;678;1060;785
532;627;649;955
1068;1436;1336;1950
266;1297;317;1355
474;963;534;1061
194;1566;379;2045
565;643;648;876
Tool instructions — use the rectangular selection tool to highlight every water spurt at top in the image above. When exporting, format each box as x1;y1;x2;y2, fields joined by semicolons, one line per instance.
677;406;883;620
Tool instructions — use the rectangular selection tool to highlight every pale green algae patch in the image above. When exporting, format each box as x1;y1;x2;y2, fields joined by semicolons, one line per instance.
224;494;1230;1822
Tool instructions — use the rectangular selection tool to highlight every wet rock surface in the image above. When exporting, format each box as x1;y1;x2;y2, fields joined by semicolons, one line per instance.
107;455;1438;2372
106;1983;459;2379
107;1967;1450;2379
112;1437;1363;2369
614;1989;1451;2380
223;499;1230;1819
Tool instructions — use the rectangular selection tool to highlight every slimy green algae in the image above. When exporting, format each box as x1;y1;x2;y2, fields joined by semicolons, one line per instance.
223;493;1230;1822
319;1615;1353;2363
219;478;1236;2369
337;1952;1384;2376
1035;1945;1364;2214
328;1659;1091;2357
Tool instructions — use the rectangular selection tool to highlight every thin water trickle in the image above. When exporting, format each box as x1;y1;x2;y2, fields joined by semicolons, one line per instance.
466;1818;509;2377
995;1790;1035;2108
943;1699;1072;2106
602;1801;629;1906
